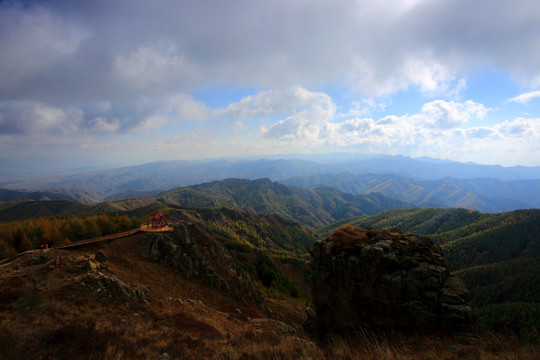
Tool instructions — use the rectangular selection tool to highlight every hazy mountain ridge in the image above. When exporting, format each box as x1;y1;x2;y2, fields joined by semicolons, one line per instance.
281;173;540;212
2;155;540;203
0;200;92;222
0;188;98;204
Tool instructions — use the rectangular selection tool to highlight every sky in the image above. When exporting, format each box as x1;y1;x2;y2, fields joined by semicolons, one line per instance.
1;0;540;175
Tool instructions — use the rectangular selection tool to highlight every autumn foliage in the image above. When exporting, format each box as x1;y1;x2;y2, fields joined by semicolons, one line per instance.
0;214;140;259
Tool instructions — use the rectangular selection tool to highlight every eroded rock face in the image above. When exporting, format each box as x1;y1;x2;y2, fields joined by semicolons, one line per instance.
311;225;471;335
144;222;263;304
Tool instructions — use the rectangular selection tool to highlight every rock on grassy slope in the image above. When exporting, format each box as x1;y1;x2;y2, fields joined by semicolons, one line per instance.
0;224;537;359
0;232;310;359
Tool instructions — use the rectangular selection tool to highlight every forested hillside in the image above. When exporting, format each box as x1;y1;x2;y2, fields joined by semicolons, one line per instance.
158;178;413;228
0;214;141;259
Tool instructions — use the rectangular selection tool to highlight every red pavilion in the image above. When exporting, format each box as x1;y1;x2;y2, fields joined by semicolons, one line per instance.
148;209;169;228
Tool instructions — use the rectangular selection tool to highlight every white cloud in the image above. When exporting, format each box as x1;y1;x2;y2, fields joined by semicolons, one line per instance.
0;101;79;134
253;87;336;144
214;87;335;121
254;92;539;165
232;121;246;132
136;94;210;131
418;100;490;129
261;97;491;146
506;90;540;105
170;95;210;122
139;115;169;131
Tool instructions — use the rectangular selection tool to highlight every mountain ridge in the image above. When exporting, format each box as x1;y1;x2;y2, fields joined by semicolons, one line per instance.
281;173;540;212
3;155;540;203
0;178;415;229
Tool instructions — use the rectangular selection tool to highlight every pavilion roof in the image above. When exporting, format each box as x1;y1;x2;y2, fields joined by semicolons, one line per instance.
148;209;169;220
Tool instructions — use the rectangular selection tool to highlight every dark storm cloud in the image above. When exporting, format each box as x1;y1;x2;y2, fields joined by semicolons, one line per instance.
2;0;539;108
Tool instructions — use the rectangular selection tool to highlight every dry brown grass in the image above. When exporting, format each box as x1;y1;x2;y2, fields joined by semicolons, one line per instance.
0;234;537;360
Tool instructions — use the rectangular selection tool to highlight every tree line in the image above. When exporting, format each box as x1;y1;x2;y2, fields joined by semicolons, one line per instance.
0;214;140;260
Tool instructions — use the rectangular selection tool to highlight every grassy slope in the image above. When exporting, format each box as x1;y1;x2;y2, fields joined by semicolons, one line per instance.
1;232;537;359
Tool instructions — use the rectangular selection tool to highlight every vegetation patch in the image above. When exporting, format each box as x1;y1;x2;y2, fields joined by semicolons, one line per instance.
0;214;141;258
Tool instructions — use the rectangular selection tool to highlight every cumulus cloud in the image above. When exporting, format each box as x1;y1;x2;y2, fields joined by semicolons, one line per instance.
169;95;210;122
506;90;540;105
352;53;459;96
252;91;538;165
418;100;490;129
260;95;490;144
137;94;210;131
214;87;335;120
251;87;336;143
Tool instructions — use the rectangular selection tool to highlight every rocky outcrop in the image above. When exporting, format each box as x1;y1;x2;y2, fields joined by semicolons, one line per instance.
310;225;471;335
144;222;262;304
74;251;148;305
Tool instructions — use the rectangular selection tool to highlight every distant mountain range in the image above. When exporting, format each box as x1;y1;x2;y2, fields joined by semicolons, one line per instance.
0;178;414;228
281;173;540;212
1;155;540;217
1;155;540;205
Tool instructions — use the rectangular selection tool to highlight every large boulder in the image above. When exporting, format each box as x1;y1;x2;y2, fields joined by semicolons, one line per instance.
311;225;471;335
